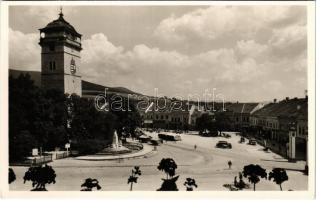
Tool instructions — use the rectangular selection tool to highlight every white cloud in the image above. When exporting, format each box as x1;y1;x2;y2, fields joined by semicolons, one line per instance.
8;6;307;101
154;6;306;45
9;28;40;71
269;24;307;55
236;40;268;59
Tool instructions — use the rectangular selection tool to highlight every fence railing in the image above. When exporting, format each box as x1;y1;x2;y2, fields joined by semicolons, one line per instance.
27;155;53;166
56;151;69;160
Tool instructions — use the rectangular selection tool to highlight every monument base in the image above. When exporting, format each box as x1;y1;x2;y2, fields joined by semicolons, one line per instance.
96;145;132;155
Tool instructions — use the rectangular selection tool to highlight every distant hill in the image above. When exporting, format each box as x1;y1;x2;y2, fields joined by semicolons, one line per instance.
9;69;140;95
9;69;41;86
82;80;140;95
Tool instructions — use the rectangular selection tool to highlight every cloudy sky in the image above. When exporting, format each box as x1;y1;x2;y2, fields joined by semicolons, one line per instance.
9;5;307;102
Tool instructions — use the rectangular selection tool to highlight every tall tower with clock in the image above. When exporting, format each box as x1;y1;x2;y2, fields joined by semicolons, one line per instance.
39;9;82;96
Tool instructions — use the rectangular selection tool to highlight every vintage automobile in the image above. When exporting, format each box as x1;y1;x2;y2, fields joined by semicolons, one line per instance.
216;141;232;149
158;133;181;141
239;137;245;143
138;134;152;143
248;139;257;145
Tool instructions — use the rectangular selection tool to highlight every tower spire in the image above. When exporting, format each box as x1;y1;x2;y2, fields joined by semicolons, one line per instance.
59;6;64;18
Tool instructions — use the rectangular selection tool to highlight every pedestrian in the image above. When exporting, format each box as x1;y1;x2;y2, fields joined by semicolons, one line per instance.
234;176;238;187
194;144;197;150
228;160;232;169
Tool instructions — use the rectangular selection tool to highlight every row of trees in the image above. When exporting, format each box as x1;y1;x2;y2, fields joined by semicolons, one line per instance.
9;73;142;162
224;164;289;191
10;160;289;191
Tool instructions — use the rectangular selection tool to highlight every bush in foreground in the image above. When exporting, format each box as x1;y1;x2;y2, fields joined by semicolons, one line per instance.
23;164;56;191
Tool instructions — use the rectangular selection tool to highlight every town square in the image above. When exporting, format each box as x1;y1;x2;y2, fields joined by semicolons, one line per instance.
5;4;312;193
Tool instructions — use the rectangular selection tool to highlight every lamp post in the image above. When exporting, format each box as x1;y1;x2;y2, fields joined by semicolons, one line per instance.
288;122;296;161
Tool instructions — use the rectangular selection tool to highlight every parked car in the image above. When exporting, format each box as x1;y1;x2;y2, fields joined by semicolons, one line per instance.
158;133;181;141
149;139;162;146
222;133;231;138
138;134;152;143
199;130;218;137
239;137;245;143
216;141;232;149
248;139;257;145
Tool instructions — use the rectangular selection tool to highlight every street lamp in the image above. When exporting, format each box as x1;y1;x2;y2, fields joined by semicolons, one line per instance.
288;122;296;161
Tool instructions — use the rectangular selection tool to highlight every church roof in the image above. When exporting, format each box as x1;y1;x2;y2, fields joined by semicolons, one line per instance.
40;12;81;37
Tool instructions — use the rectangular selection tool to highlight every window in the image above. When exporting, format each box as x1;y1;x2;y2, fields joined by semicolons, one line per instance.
49;61;56;71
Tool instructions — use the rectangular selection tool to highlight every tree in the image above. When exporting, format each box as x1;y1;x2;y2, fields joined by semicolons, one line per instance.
268;168;288;191
242;164;267;191
9;74;40;162
157;158;177;179
70;94;116;141
109;96;142;139
81;178;102;191
23;164;56;191
10;130;38;162
215;111;232;135
9;74;68;162
127;166;141;191
69;94;117;154
157;158;179;191
157;176;180;191
184;178;198;191
195;113;217;136
9;168;16;184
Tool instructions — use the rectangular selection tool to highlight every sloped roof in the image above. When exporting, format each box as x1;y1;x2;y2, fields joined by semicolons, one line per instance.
40;12;81;37
252;98;307;119
226;103;259;114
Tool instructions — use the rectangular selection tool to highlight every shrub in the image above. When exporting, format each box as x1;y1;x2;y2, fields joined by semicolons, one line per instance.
72;139;109;155
9;168;16;184
23;164;56;191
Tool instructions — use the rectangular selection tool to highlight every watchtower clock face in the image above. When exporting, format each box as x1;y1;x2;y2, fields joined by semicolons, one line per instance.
70;58;76;74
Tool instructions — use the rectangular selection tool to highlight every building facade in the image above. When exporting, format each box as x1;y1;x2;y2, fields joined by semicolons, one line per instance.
224;103;262;131
141;101;206;130
249;97;308;160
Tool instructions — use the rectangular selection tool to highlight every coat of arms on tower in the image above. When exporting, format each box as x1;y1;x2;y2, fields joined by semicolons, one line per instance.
70;58;76;74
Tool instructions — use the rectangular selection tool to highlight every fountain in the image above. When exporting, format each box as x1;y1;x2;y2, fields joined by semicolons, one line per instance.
75;129;153;161
96;131;131;155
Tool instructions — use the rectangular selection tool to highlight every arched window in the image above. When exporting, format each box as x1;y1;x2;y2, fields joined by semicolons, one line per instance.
49;61;56;71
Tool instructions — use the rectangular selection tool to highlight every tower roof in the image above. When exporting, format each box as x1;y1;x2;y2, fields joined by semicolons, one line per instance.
39;11;81;37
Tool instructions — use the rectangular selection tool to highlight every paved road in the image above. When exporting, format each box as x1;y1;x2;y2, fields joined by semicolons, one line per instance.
10;132;308;191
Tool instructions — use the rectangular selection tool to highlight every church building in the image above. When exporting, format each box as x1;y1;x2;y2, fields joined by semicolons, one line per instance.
39;10;82;96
